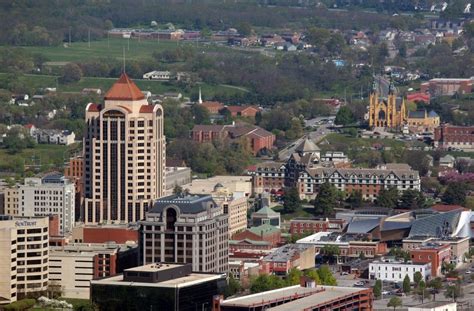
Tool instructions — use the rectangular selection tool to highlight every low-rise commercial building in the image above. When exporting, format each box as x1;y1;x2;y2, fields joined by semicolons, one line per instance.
403;236;469;267
410;243;451;277
434;124;474;152
72;223;139;244
49;242;139;299
0;216;49;303
369;258;431;282
91;263;226;311
289;218;346;235
232;224;281;247
261;244;315;275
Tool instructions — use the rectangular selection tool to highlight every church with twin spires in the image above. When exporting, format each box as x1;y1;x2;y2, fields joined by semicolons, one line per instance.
368;80;439;132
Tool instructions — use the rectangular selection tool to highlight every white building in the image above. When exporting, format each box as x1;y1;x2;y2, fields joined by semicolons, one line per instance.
321;151;349;164
19;174;75;235
0;216;49;303
408;301;457;311
369;258;431;282
32;128;76;145
142;70;172;80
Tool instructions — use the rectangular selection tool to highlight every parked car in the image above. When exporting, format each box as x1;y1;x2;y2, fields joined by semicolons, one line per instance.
341;272;349;276
353;281;365;287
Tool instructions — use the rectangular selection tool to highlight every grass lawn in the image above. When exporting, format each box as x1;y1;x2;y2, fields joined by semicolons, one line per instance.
273;205;314;221
321;133;407;150
0;73;247;98
1;38;228;63
0;143;79;176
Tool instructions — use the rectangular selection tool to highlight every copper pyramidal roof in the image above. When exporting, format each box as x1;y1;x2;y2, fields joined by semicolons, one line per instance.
104;73;145;101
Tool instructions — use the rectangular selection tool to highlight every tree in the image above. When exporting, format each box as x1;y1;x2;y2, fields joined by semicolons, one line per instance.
46;281;63;299
373;279;382;299
2;131;27;154
335;106;355;126
347;190;363;209
445;281;463;302
224;274;241;297
282;187;301;213
317;265;337;286
286;268;303;285
173;184;183;195
377;187;399;209
60;63;82;84
191;104;211;125
237;22;252;36
413;271;423;288
414;280;430;303
314;182;338;217
403;275;411;294
320;245;340;264
387;296;402;311
285;118;304;140
442;182;467;206
249;274;284;294
399;190;425;209
304;268;321;285
428;277;443;301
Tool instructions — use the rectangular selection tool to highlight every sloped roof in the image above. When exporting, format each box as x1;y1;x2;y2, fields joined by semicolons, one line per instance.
104;73;145;101
428;110;439;117
408;210;461;238
346;218;380;234
295;138;320;153
408;110;426;119
253;206;280;217
248;224;280;235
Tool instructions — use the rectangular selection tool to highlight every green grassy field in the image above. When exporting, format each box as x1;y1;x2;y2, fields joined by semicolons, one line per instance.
0;143;79;176
0;73;247;98
4;37;221;62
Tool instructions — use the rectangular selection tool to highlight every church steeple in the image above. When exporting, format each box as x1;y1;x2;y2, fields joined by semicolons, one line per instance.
198;87;203;104
388;75;395;95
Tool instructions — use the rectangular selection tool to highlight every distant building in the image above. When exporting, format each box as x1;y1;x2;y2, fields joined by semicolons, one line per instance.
64;155;84;222
49;242;139;299
232;224;281;247
225;106;261;118
200;101;225;114
369;258;431;282
409;243;451;277
165;166;192;191
71;223;139;244
191;124;275;155
434;124;474;152
19;174;75;235
320;151;349;164
407;110;440;133
368;83;406;129
91;263;226;311
31;128;76;145
253;162;286;194
142;71;172;80
140;194;229;273
2;186;19;216
421;78;472;96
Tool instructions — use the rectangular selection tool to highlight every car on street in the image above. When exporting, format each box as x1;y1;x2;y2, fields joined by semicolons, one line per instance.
466;270;471;274
353;281;365;287
340;272;349;276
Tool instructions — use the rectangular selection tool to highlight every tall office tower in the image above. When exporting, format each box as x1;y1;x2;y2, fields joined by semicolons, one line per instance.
83;73;165;224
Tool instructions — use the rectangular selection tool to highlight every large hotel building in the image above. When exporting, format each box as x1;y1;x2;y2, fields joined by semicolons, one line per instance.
83;73;165;224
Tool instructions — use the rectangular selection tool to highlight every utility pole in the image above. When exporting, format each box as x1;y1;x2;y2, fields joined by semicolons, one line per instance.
127;36;130;51
69;26;71;46
88;29;91;49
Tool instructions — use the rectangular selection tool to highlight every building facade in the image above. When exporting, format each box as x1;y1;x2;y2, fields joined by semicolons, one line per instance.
0;216;49;303
211;184;248;237
19;174;75;235
289;218;346;235
140;194;229;273
3;186;19;216
421;78;472;96
83;73;165;224
369;259;431;282
410;244;451;277
434;124;474;151
64;155;84;221
368;87;406;129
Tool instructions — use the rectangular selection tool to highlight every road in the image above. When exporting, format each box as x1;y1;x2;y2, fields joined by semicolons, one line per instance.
277;120;332;160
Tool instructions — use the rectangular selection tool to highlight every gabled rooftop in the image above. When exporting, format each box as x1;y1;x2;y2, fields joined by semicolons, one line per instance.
104;73;145;101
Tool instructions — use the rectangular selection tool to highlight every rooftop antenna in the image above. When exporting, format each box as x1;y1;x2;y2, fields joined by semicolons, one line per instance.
122;47;126;73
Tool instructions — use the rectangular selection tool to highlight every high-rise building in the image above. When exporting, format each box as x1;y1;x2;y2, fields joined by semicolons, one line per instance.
0;216;49;303
19;174;75;235
83;73;165;224
140;194;229;273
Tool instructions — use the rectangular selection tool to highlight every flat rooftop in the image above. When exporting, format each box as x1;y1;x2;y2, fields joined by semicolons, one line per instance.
91;272;225;289
126;263;182;273
221;286;368;309
413;301;455;308
267;286;369;311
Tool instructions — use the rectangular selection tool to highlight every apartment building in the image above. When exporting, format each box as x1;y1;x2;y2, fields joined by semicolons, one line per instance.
369;258;431;282
253;162;286;194
0;216;49;303
434;124;474;152
83;73;165;224
19;174;75;235
140;194;229;273
49;242;138;299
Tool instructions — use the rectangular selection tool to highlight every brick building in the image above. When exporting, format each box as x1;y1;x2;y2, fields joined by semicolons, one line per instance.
260;244;315;275
64;155;84;221
434;124;474;151
225;106;260;118
191;124;275;155
200;101;225;114
289;218;346;235
409;243;451;277
421;78;472;96
72;224;139;244
232;224;281;247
